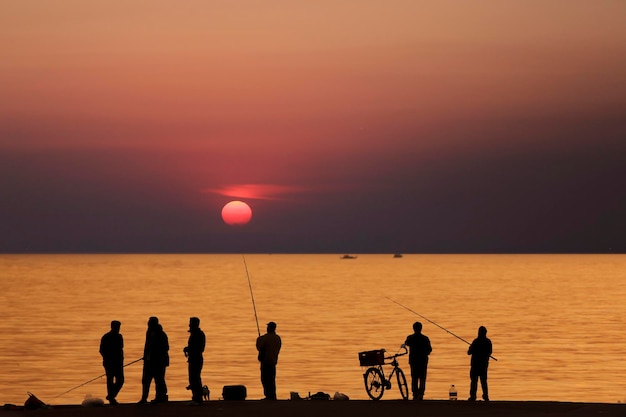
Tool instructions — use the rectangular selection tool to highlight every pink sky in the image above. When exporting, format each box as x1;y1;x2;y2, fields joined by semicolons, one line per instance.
1;1;625;252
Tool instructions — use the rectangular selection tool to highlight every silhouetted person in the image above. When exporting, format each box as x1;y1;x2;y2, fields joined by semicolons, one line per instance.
256;321;282;400
468;325;492;401
138;317;170;404
403;321;432;400
99;320;124;405
184;317;206;405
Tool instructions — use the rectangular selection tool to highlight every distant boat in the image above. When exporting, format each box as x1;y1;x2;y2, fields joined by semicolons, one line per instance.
393;253;403;258
341;254;357;259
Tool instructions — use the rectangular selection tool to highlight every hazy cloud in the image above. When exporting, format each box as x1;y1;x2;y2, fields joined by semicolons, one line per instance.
203;184;307;200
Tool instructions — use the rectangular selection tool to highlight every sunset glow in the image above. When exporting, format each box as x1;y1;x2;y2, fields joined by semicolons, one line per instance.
1;1;624;253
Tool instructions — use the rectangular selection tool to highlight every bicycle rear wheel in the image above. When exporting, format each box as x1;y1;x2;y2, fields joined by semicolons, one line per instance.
363;367;385;400
396;368;409;400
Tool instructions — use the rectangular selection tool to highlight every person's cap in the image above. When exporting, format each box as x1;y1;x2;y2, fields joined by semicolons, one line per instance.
190;317;200;327
148;316;159;326
267;321;277;330
111;320;121;328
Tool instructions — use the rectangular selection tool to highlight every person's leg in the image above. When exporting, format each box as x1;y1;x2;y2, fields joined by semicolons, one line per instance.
105;370;115;401
468;369;478;400
112;366;124;399
154;366;168;401
188;362;194;398
410;365;418;399
189;362;203;403
266;364;277;400
139;366;152;403
480;369;489;401
260;364;268;398
419;365;428;399
260;363;277;400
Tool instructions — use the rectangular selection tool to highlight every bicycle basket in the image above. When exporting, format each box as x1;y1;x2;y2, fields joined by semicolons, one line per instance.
358;349;385;366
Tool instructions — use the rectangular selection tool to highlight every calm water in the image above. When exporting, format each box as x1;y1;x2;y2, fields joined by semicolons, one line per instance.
1;254;625;405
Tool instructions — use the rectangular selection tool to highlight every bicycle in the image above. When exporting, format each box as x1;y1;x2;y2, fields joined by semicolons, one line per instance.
359;345;409;400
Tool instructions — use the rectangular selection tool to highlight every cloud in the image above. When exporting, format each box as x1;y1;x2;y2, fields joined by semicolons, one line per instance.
203;184;306;200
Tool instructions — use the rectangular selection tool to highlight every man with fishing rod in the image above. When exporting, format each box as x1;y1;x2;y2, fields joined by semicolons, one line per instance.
388;298;498;401
184;317;206;405
403;321;432;401
468;326;492;401
99;320;124;405
256;321;282;400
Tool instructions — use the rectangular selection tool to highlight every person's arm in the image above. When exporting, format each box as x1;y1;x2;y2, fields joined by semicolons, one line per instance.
200;332;206;352
99;335;105;357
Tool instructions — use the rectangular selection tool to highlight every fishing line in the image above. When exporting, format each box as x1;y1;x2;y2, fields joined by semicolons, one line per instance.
243;255;261;336
386;297;497;361
52;357;143;398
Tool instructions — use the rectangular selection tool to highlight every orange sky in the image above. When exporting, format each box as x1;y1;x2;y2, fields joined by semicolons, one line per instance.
1;1;625;253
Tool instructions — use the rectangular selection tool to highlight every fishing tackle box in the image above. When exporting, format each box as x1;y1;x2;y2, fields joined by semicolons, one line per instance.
222;385;247;400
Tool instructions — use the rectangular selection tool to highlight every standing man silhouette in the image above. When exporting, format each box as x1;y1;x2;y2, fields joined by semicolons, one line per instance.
256;321;282;400
403;321;432;400
138;317;170;404
99;320;124;405
468;326;492;401
184;317;206;405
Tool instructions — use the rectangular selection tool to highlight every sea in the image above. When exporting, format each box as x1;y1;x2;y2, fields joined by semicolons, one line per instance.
1;254;625;405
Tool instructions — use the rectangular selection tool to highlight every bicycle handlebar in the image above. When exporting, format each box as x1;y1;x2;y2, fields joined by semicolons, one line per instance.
384;345;408;360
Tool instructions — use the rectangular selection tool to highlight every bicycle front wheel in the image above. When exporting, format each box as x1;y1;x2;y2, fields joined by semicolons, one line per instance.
363;367;385;400
396;368;409;400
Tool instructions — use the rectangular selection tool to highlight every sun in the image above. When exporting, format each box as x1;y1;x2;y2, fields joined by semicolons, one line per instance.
221;201;252;226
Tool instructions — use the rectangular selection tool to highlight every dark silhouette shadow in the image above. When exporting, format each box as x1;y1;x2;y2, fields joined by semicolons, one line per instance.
403;321;432;400
468;325;493;401
99;320;124;405
256;321;282;400
138;316;169;404
184;316;206;405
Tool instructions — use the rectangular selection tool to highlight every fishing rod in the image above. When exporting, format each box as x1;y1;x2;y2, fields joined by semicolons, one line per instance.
243;255;261;336
52;357;143;398
386;297;497;361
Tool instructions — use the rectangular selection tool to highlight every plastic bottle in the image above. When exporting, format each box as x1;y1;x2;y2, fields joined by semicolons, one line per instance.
449;384;458;400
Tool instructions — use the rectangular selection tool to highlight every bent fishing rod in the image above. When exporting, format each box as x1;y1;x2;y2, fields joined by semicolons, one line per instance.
386;297;497;361
243;255;261;337
53;357;143;398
